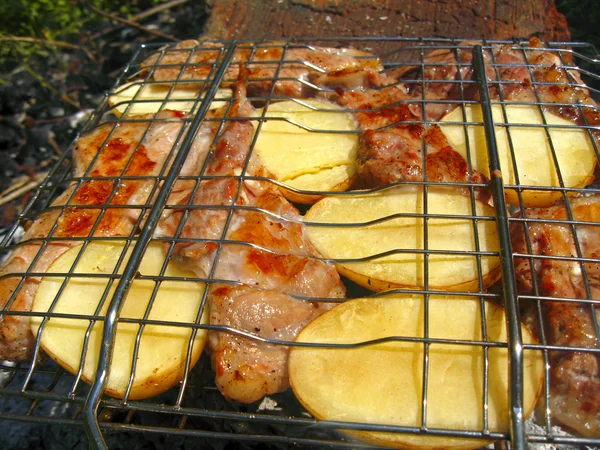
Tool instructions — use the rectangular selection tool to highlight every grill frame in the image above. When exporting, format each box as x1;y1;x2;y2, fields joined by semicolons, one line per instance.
0;36;599;449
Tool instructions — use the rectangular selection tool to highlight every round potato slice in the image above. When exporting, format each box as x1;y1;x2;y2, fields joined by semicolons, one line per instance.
108;81;231;117
439;104;597;207
304;186;501;292
30;241;208;400
289;295;544;450
253;98;359;204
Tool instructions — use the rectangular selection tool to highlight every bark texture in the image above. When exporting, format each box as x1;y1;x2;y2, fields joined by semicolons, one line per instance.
202;0;570;45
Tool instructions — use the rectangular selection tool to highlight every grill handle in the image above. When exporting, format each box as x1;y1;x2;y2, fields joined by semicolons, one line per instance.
82;43;238;449
473;45;526;450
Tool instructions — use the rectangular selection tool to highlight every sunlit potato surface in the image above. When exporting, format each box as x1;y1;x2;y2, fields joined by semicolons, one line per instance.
289;295;544;450
108;81;231;116
253;98;359;204
304;186;500;292
31;241;208;400
439;104;597;207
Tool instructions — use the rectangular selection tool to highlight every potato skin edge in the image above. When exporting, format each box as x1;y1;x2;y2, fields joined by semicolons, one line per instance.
334;262;502;293
288;296;544;450
505;170;596;208
39;317;207;400
280;173;357;204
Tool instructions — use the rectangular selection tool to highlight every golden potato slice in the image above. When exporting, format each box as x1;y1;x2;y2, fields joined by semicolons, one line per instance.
108;81;231;116
304;186;500;292
439;104;597;207
31;241;208;400
254;99;359;203
289;295;544;450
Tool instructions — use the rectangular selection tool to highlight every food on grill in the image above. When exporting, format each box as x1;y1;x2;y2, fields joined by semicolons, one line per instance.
140;39;382;98
289;295;544;450
209;285;335;404
108;81;231;117
2;37;600;444
440;104;597;207
158;78;345;403
0;110;188;362
314;70;493;204
312;37;599;207
304;186;500;292
404;37;600;128
511;194;600;437
253;98;358;203
30;241;208;400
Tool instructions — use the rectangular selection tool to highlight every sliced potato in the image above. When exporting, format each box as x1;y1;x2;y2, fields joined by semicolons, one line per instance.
439;104;597;207
108;81;231;116
289;295;544;450
254;99;359;203
31;241;208;400
304;186;500;292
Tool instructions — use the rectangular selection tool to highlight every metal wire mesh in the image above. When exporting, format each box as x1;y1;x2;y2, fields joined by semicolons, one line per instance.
1;37;599;449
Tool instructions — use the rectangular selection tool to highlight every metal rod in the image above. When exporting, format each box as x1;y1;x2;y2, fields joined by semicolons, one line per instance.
81;43;238;449
472;45;525;450
2;37;600;449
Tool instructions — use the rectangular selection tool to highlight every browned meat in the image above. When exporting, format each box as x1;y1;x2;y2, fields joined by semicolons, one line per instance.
403;38;600;132
390;43;480;121
141;39;383;98
0;189;76;361
511;195;600;437
209;285;333;404
158;77;345;403
0;111;188;361
314;75;491;202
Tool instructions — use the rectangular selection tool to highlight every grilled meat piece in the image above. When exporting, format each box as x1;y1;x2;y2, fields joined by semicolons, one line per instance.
158;77;344;403
0;111;188;361
209;284;333;404
402;37;600;132
140;39;382;98
511;195;600;437
315;74;491;202
389;44;480;122
0;188;76;362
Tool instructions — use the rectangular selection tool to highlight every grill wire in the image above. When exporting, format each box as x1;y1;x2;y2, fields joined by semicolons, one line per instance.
0;36;599;449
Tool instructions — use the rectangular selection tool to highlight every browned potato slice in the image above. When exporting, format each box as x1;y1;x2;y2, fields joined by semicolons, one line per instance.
253;99;359;204
108;81;231;116
304;186;500;292
289;295;544;450
31;241;208;400
439;104;597;207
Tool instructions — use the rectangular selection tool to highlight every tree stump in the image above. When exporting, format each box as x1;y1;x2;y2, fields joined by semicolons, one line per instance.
202;0;570;46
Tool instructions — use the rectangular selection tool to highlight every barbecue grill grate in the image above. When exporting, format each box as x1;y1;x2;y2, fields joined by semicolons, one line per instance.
1;36;599;450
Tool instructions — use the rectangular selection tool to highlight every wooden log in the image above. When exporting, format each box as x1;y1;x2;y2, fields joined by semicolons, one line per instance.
202;0;570;46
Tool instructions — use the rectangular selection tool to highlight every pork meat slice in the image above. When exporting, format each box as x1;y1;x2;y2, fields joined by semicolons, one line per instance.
158;75;345;403
0;111;189;361
313;72;491;202
511;195;600;437
140;39;382;98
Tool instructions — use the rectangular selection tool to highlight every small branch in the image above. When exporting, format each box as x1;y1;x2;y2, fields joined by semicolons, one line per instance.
47;134;63;156
131;0;189;22
0;35;96;61
90;0;189;40
0;171;49;207
86;4;178;41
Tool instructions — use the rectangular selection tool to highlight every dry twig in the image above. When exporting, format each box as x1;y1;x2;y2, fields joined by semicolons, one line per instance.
0;171;49;208
86;4;178;41
90;0;189;40
0;35;96;62
47;135;63;156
